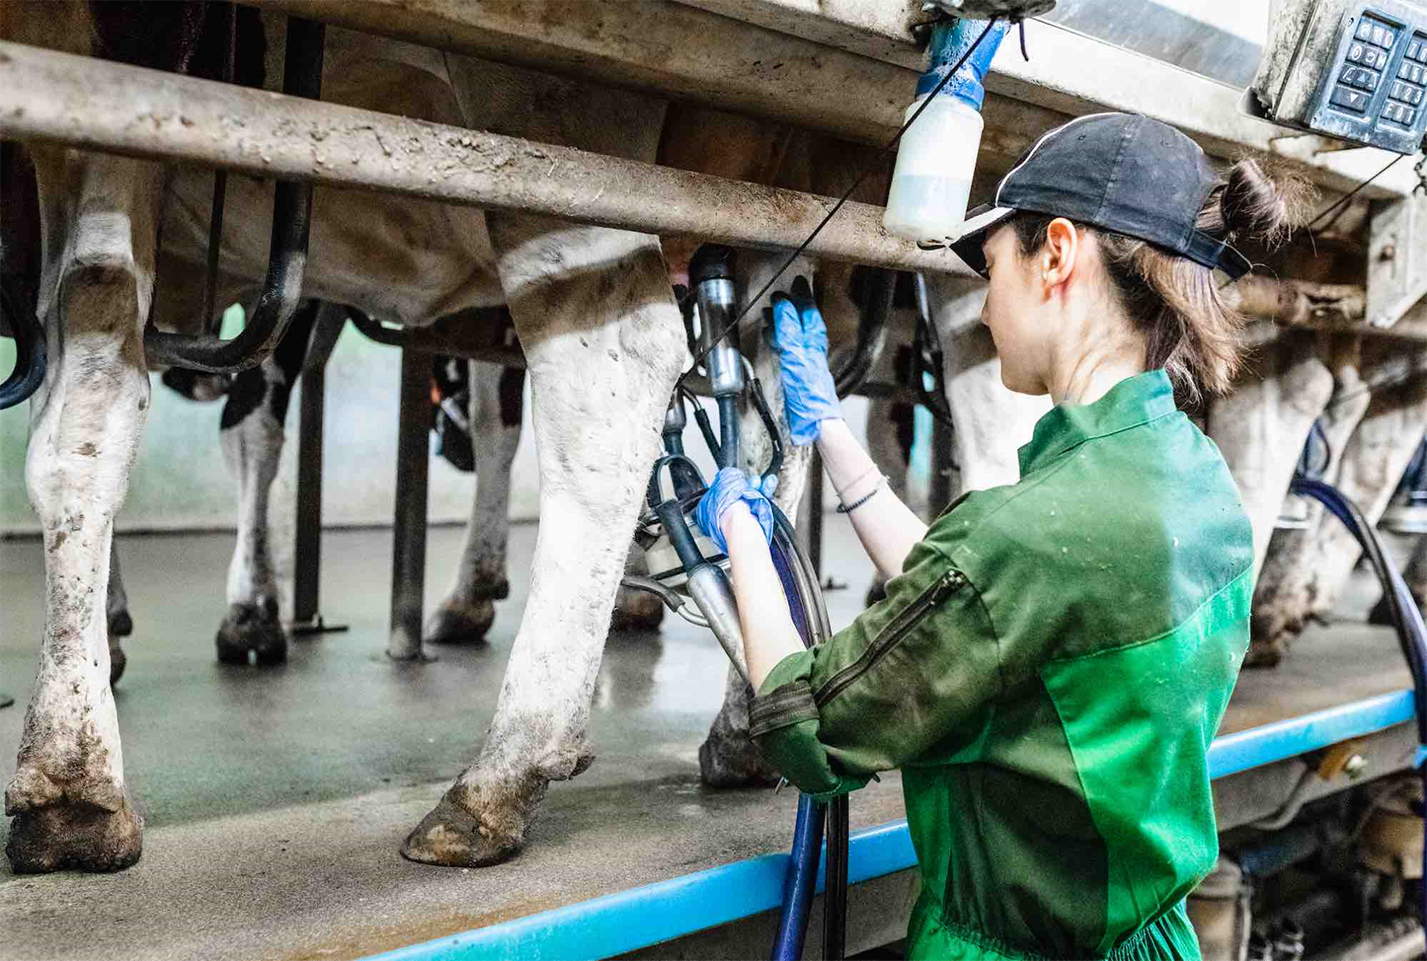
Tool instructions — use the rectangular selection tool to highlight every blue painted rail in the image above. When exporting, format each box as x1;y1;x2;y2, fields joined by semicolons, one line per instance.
367;688;1416;961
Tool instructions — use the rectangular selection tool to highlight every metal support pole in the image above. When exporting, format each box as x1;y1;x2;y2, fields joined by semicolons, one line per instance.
291;358;326;628
389;346;431;661
291;304;347;636
930;415;955;516
289;326;350;636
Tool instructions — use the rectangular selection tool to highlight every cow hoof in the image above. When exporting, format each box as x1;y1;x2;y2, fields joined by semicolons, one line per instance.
108;645;127;687
6;797;143;873
610;587;665;632
109;608;133;638
425;600;495;645
1243;640;1285;669
699;725;780;788
215;602;287;666
400;792;521;867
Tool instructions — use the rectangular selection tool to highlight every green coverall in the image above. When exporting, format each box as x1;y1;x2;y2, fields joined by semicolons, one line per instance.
749;370;1253;960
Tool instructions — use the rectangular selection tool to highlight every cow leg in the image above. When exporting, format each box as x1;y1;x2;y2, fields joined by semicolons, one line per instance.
6;150;160;873
427;362;526;644
1302;348;1427;622
401;216;683;866
215;300;322;665
1204;333;1333;666
1251;345;1370;660
106;539;132;685
1207;333;1334;582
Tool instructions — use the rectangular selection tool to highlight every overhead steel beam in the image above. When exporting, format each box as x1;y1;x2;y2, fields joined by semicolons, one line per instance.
0;40;973;277
250;0;1420;199
678;0;1420;199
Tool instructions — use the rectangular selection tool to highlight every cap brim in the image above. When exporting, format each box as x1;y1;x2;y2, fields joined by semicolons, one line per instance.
947;205;1017;278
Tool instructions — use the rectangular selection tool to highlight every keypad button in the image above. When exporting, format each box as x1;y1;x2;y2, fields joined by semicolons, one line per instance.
1380;101;1416;126
1332;85;1369;112
1348;42;1366;63
1410;87;1424;107
1392;80;1411;101
1409;39;1424;61
1358;19;1375;41
1402;62;1426;83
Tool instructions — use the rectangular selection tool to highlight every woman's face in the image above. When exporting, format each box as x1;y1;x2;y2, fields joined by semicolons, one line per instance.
980;222;1053;396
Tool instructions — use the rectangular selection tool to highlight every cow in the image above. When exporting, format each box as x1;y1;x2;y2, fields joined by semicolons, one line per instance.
1;2;938;872
2;2;689;872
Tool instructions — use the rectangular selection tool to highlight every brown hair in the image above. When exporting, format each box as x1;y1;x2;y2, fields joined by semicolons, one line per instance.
1011;158;1304;401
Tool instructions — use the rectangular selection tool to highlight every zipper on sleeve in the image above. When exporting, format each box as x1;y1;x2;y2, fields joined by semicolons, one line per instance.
814;569;967;707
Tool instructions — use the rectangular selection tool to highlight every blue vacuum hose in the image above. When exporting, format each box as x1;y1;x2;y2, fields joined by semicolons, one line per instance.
768;506;848;960
1292;475;1427;933
774;794;827;961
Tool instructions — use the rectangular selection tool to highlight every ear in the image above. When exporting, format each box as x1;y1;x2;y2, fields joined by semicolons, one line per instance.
1040;217;1080;291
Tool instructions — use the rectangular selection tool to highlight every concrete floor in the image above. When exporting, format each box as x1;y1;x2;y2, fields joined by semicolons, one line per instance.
0;520;908;961
0;521;1416;961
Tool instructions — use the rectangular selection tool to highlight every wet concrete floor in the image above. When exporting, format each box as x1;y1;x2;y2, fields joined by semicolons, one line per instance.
0;521;905;961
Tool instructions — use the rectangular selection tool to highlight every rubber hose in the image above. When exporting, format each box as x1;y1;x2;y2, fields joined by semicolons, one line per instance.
718;394;741;470
1292;476;1427;936
768;508;848;960
0;276;46;410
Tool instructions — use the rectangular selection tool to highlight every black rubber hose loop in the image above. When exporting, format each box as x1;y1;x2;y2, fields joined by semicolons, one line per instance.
0;275;46;410
141;17;325;375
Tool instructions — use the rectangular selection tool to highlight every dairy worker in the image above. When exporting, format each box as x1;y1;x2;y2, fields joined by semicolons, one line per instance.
695;113;1297;960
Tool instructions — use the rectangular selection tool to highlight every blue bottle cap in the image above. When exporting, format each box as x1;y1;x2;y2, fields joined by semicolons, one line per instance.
914;18;1010;111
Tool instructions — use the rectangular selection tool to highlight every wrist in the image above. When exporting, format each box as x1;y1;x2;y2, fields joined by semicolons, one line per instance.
814;416;849;448
720;499;754;534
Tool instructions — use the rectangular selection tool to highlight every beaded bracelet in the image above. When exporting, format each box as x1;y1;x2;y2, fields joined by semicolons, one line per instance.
836;474;889;514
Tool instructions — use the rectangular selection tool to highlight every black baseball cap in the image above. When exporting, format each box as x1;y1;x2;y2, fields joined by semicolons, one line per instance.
947;112;1252;281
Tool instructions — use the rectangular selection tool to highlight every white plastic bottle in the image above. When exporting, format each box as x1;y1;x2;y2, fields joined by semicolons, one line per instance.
883;18;1008;245
882;94;984;243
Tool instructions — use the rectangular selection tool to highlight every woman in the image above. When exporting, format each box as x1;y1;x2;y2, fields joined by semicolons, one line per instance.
695;113;1295;960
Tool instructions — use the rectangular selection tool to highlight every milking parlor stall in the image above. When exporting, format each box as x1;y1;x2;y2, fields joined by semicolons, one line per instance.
4;0;1427;958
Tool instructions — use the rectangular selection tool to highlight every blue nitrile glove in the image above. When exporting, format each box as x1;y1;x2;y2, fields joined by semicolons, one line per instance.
695;467;774;554
770;276;841;445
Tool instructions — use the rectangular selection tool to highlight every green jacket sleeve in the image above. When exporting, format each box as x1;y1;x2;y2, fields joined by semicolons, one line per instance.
748;534;1001;799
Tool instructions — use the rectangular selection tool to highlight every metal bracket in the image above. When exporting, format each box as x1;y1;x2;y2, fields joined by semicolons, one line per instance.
1367;192;1427;328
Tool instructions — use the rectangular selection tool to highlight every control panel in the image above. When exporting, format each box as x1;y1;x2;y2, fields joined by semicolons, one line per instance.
1322;11;1427;141
1248;0;1427;155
